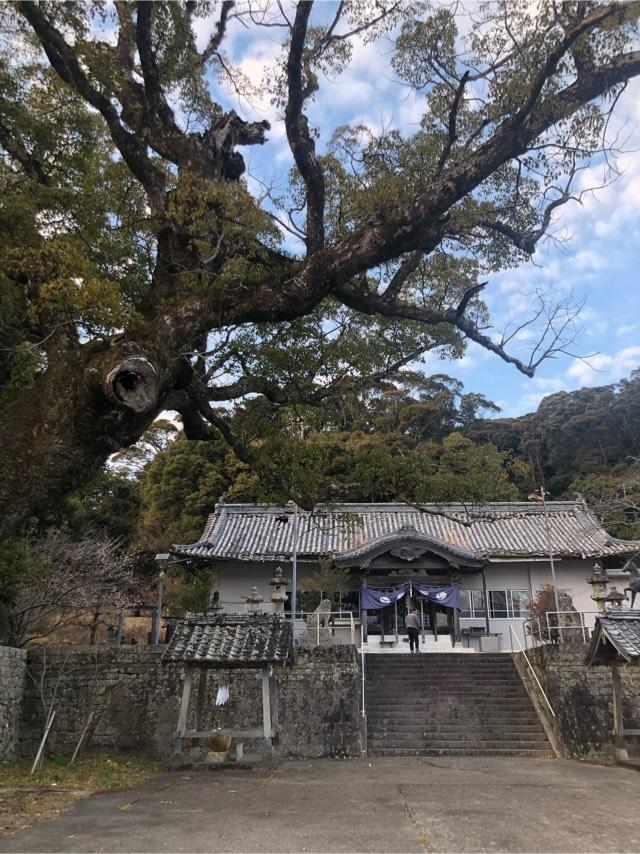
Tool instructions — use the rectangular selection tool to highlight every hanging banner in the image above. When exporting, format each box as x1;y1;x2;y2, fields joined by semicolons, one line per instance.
415;584;461;610
360;583;411;610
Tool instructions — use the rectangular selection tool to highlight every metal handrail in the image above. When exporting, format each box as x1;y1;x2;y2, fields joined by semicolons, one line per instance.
524;610;600;645
509;624;555;718
360;622;366;717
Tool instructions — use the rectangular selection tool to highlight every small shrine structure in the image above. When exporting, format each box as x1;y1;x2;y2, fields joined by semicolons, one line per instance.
586;609;640;760
163;610;293;759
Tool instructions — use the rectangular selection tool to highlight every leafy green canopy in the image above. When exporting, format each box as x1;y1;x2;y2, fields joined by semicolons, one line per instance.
1;2;639;536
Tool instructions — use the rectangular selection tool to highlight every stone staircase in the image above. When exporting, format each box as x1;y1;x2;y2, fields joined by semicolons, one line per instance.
365;653;554;757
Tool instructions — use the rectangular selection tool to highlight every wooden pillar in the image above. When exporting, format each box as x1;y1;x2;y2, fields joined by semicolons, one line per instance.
195;669;208;731
175;668;194;754
361;577;368;643
453;607;462;647
432;601;438;643
261;666;273;755
611;664;629;760
481;566;490;636
269;673;279;746
394;599;399;644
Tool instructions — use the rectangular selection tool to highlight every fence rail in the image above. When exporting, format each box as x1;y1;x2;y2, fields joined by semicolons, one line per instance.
522;610;602;647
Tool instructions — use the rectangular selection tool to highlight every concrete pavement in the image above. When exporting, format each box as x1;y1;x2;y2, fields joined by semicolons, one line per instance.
1;756;638;853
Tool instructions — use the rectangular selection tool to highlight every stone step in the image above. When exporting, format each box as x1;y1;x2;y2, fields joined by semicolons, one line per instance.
366;694;531;713
367;722;545;733
367;673;519;680
366;671;519;679
368;730;549;743
366;662;512;669
369;747;554;758
367;687;529;695
367;656;511;662
366;660;514;667
365;676;522;691
364;652;551;759
369;741;549;756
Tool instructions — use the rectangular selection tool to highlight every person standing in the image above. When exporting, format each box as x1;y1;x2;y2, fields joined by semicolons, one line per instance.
405;607;421;653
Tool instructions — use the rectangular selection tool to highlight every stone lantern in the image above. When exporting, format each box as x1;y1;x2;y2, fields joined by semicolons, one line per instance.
603;586;627;610
270;566;290;617
242;587;264;614
586;561;610;612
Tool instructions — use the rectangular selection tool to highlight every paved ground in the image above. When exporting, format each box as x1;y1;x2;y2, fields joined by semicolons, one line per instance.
1;756;638;853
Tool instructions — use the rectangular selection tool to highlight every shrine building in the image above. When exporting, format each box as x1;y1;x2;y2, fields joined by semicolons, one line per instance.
169;500;640;652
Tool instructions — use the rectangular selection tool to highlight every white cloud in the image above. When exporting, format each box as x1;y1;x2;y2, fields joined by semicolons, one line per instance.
566;346;640;387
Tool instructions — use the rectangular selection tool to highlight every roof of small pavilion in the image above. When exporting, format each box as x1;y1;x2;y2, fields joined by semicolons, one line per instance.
170;501;640;563
586;610;640;666
163;612;293;668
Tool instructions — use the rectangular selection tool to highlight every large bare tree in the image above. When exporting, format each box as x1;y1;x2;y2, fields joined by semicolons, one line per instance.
1;0;640;535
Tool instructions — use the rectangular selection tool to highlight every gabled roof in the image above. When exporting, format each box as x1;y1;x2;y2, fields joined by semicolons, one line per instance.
163;612;293;668
586;610;640;666
333;524;486;569
171;501;640;563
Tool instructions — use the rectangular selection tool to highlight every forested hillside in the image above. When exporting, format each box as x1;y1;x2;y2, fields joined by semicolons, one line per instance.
108;368;640;551
468;369;640;538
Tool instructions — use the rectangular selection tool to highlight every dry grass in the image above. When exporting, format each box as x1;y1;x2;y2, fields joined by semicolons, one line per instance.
0;754;165;838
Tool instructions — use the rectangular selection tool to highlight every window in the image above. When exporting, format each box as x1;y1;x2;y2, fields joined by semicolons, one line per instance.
460;590;487;618
461;589;532;619
489;590;508;618
509;590;531;618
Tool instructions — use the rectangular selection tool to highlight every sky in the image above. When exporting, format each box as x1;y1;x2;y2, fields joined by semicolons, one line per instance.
191;2;640;419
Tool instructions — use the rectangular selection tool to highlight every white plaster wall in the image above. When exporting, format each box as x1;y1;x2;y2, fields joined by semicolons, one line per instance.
459;559;601;650
217;561;320;613
215;557;604;649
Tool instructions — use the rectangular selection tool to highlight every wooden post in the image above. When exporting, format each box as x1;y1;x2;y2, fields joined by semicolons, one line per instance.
175;669;193;754
31;708;56;775
361;579;368;643
394;600;398;644
261;666;273;755
611;664;629;761
195;669;208;732
269;673;279;745
432;601;438;643
70;711;95;764
453;607;461;648
482;566;490;636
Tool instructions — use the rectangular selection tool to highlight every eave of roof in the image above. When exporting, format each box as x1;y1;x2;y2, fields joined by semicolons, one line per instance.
586;609;640;666
170;501;640;564
333;524;486;569
163;612;293;668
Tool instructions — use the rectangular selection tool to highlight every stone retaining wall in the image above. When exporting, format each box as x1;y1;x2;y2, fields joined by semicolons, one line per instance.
0;646;27;760
515;644;640;759
17;645;362;760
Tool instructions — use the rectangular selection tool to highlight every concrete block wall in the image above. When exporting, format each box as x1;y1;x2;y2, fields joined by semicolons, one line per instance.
515;644;640;759
17;645;362;760
0;646;28;760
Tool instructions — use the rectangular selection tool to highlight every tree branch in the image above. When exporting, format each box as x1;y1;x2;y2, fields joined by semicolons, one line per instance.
18;1;166;214
285;0;325;253
436;70;469;174
135;1;163;135
201;0;236;63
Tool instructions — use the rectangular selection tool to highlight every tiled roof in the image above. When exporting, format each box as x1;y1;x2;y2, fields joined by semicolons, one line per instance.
163;613;293;668
333;525;486;568
586;610;640;665
171;501;640;562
